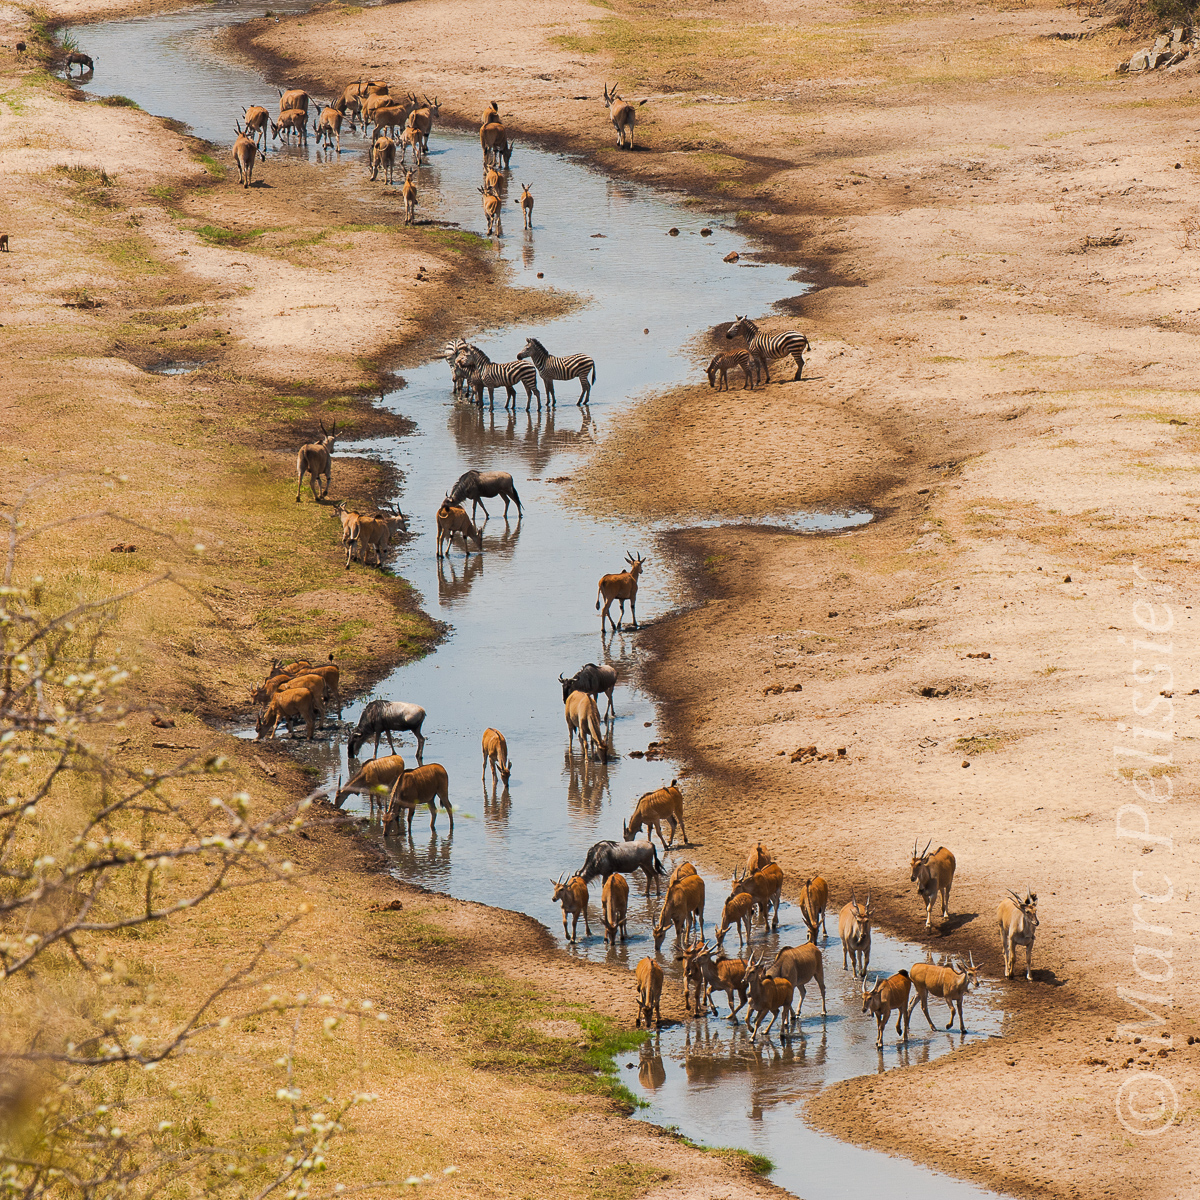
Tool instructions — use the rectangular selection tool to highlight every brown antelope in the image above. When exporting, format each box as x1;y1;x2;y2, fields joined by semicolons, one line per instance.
339;80;366;113
362;81;390;98
314;105;343;152
255;687;318;741
731;862;783;930
747;843;774;873
706;349;758;391
278;88;309;116
399;125;423;165
242;105;270;150
837;891;871;977
346;509;406;569
481;727;512;786
369;135;396;183
635;956;663;1028
478;185;501;236
334;502;362;543
999;889;1039;980
799;875;829;941
334;754;406;810
862;970;911;1049
601;871;629;944
271;108;308;145
401;170;418;225
519;183;534;229
768;942;826;1016
602;82;642;149
296;421;338;502
665;860;698;891
482;99;499;125
564;690;606;762
435;502;482;559
596;551;646;632
743;952;796;1041
232;125;258;189
362;92;396;126
715;891;755;950
405;93;440;141
908;953;978;1033
480;120;512;168
910;840;956;929
371;104;408;141
484;165;501;191
622;780;687;849
652;872;705;950
682;942;748;1020
551;873;590;942
250;670;326;710
384;763;453;834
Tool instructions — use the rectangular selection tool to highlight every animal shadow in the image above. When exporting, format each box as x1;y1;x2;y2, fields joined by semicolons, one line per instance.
936;911;978;936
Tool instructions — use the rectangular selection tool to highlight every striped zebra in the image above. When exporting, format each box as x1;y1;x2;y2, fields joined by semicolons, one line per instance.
517;337;595;406
725;315;810;383
444;338;473;396
454;347;541;410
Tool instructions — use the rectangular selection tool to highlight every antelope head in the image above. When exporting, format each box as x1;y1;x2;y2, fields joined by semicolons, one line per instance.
910;838;933;881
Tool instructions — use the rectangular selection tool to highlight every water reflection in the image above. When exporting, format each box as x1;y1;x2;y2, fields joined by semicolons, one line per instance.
482;780;511;831
638;1037;666;1092
436;550;483;604
386;826;453;885
564;748;610;816
448;404;596;469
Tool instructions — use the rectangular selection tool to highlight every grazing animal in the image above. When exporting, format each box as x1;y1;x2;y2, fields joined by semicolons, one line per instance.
232;126;258;189
837;891;872;977
580;839;664;894
250;670;326;710
747;843;774;873
998;889;1039;980
314;105;343;152
333;754;406;810
242;104;270;149
706;349;758;391
601;82;641;149
768;942;826;1016
564;690;606;762
519;183;534;228
255;687;318;741
652;872;705;950
369;135;396;183
435;502;483;559
726;314;810;383
278;88;309;116
481;727;512;787
595;551;646;632
742;953;796;1041
635;956;663;1028
518;336;595;406
558;663;617;717
601;872;629;944
480;120;512;168
271;108;308;145
478;184;502;236
623;780;687;850
715;891;756;950
401;170;418;225
799;875;829;941
448;469;523;520
910;840;957;930
348;699;426;760
482;99;500;124
295;419;337;502
345;509;406;569
683;942;748;1020
384;763;453;834
551;873;590;942
908;953;978;1033
65;51;93;75
862;970;912;1049
731;863;784;930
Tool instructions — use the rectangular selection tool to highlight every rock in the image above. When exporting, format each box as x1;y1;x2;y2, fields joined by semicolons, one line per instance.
828;610;838;617
966;651;991;659
962;759;970;768
668;227;680;236
837;747;847;757
700;227;712;236
151;714;175;729
723;251;739;262
644;328;649;334
1128;50;1151;71
1063;575;1072;582
536;272;543;278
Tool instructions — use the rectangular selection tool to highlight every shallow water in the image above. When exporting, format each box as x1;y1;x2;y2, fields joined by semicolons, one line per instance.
72;6;1007;1196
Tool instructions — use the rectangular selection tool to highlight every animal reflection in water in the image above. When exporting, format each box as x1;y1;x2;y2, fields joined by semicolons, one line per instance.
437;550;483;602
388;827;452;883
565;747;610;813
638;1037;666;1092
482;776;511;830
448;404;596;475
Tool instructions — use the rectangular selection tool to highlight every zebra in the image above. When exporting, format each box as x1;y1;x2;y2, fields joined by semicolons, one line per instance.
725;315;810;383
517;337;595;406
456;350;541;410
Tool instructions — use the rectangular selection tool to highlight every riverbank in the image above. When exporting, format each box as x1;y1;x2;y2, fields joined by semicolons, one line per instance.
226;0;1200;1195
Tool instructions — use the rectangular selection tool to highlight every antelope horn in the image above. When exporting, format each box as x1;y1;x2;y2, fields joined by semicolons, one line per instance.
912;838;919;857
969;950;976;969
921;839;932;858
865;892;870;908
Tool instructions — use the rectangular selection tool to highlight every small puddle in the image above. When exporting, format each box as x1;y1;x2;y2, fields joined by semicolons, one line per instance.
74;5;1009;1196
146;359;208;375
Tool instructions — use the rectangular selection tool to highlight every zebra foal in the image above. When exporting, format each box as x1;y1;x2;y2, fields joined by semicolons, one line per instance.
517;336;595;406
457;351;541;410
725;315;810;383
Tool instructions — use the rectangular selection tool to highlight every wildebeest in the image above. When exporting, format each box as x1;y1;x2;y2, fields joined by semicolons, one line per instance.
558;662;617;717
998;889;1039;980
348;699;426;760
66;51;94;75
622;780;687;850
910;839;956;929
447;469;522;521
580;839;664;894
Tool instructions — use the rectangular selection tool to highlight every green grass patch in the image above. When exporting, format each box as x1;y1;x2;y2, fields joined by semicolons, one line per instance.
99;94;140;108
954;730;1020;757
107;237;166;273
195;224;264;247
192;153;226;178
336;618;369;644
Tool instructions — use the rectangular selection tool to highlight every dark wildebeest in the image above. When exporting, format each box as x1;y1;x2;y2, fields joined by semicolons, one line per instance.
348;699;426;761
447;469;522;522
66;51;94;75
580;839;665;895
558;663;617;717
